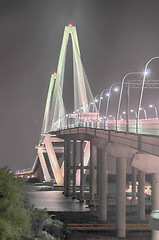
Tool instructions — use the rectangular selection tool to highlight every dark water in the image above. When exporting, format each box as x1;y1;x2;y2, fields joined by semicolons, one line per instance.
25;183;90;212
24;183;151;240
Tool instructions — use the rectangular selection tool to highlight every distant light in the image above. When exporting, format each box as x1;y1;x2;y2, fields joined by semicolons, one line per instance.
149;104;153;108
77;109;79;112
53;72;57;75
81;107;83;109
130;110;134;112
123;111;126;114
68;24;72;27
90;102;93;105
100;96;103;100
114;87;119;92
95;99;98;102
106;93;110;97
66;114;68;117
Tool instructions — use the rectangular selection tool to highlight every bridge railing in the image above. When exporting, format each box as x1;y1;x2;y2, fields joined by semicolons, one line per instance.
52;117;159;137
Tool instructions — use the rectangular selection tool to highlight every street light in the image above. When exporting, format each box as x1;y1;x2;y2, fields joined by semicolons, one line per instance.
130;109;137;119
116;71;148;133
149;104;158;118
109;114;115;120
139;107;147;119
137;56;159;132
105;82;120;120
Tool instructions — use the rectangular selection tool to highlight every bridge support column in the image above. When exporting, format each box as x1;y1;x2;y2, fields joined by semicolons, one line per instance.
96;150;100;196
132;167;137;204
116;157;126;238
99;148;108;221
80;140;85;201
64;140;71;197
89;143;96;206
151;173;159;240
138;170;145;221
72;140;77;199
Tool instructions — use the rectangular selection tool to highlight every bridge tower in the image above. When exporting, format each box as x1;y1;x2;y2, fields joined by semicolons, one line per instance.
33;25;94;184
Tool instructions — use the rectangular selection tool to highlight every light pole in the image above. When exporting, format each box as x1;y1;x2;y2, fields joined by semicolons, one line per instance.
116;72;147;133
109;114;115;120
130;109;137;119
137;56;159;132
98;89;108;114
139;107;147;119
149;104;158;119
105;82;120;120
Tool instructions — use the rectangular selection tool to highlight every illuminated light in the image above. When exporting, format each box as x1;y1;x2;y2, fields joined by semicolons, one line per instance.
53;72;57;75
95;99;98;102
123;111;126;114
144;69;150;75
149;104;153;108
68;24;72;27
130;109;134;112
114;87;119;92
100;96;103;100
106;93;110;97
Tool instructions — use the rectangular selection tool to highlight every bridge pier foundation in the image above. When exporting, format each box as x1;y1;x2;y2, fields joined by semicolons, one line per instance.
138;170;145;221
116;157;126;238
89;143;96;206
99;148;108;221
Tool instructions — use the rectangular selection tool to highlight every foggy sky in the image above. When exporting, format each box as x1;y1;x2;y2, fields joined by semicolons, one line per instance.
1;0;159;171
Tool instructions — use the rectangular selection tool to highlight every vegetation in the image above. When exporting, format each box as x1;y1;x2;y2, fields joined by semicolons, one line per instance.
0;168;66;240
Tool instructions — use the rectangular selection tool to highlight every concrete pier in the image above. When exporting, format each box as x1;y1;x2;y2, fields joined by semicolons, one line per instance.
80;140;84;201
99;148;108;221
89;143;96;206
116;157;126;238
138;170;145;221
72;140;77;199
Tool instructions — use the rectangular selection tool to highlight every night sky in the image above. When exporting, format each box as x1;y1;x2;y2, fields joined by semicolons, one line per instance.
1;0;159;171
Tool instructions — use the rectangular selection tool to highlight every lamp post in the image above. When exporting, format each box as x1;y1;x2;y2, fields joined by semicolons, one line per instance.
92;95;100;112
137;56;159;132
139;107;147;119
109;114;115;120
130;109;137;119
149;104;158;119
116;72;147;133
105;82;120;120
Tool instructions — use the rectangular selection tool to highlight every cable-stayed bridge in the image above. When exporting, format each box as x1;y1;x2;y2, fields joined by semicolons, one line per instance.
16;25;159;239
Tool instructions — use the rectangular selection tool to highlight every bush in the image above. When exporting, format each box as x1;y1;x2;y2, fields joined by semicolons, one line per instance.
0;168;31;240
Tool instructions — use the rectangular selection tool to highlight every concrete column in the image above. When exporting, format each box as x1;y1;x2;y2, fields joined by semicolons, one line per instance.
138;170;145;221
64;140;67;195
80;140;84;201
89;143;97;206
132;167;137;204
65;140;71;197
116;157;126;238
96;149;101;196
99;148;108;221
151;173;159;240
72;140;77;199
